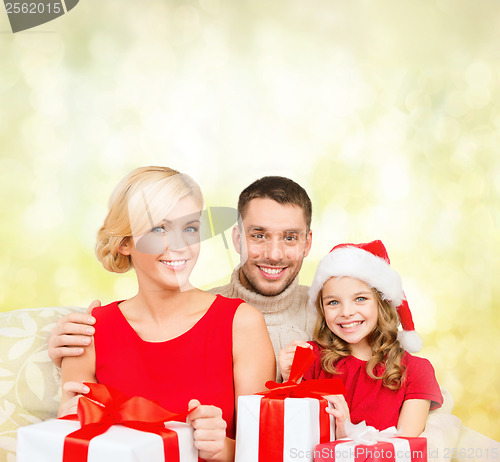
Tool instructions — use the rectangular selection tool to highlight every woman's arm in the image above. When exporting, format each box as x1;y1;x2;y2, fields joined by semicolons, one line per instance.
58;336;97;417
188;302;275;462
397;399;431;436
232;303;276;398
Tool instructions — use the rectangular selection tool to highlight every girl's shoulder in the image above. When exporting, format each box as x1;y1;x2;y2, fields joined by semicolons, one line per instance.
401;352;438;377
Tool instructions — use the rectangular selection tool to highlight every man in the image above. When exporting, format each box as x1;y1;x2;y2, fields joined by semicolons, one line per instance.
48;176;317;374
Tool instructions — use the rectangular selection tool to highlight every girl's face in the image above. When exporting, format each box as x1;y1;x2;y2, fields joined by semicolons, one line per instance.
120;195;202;292
321;276;378;359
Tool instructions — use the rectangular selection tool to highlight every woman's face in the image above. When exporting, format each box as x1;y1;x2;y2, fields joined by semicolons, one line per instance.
121;195;202;292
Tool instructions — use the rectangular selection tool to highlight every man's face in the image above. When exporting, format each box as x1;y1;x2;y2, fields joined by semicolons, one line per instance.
232;198;312;296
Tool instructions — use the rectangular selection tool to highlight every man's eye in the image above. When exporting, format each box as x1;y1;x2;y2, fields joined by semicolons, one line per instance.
283;235;297;241
252;233;265;239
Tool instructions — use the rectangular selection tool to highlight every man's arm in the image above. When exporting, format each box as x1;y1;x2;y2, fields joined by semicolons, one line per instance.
48;300;100;368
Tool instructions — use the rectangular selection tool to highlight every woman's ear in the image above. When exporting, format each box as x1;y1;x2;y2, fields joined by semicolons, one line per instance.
118;237;132;256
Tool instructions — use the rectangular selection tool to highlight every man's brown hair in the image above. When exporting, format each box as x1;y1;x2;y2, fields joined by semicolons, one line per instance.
237;176;312;230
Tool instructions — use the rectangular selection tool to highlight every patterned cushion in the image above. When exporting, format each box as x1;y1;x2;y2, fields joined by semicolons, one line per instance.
0;306;84;462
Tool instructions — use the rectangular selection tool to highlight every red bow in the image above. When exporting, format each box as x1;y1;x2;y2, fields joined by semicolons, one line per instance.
257;346;346;462
62;383;186;462
259;345;347;398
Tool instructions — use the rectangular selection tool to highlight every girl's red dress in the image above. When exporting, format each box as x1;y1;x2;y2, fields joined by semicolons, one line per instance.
303;341;443;430
92;294;242;438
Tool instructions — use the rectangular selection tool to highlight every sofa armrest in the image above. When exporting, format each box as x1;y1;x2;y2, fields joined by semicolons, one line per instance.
0;306;84;460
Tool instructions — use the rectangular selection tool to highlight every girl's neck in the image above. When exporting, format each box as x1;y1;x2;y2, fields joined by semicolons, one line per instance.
350;339;373;361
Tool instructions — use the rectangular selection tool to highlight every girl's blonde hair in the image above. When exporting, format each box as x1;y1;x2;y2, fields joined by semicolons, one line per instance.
314;281;406;390
95;166;203;273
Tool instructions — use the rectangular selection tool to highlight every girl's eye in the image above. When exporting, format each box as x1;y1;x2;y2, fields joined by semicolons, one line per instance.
356;296;367;302
327;300;339;306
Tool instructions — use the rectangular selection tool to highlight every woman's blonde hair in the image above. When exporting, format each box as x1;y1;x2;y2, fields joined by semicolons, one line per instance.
95;166;203;273
314;281;406;390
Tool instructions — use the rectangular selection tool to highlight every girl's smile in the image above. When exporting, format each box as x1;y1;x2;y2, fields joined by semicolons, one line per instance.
322;276;379;359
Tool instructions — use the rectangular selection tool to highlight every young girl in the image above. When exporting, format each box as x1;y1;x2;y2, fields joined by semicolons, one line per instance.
279;240;443;438
58;166;275;462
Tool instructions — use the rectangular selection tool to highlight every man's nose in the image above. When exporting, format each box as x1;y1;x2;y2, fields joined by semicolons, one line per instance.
264;239;284;262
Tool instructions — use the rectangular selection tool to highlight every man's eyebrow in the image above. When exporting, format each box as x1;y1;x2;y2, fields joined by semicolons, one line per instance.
247;225;267;231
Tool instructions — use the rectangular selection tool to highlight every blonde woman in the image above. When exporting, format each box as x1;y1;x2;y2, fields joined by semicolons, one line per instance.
279;240;443;439
59;166;275;462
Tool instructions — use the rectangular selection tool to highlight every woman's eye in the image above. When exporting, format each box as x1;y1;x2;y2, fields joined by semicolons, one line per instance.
185;226;199;233
151;226;166;234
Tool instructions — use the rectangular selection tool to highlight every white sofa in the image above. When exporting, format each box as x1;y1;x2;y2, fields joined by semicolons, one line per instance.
0;306;498;462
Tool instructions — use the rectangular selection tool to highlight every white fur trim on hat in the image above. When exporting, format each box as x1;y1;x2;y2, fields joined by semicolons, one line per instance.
308;246;404;310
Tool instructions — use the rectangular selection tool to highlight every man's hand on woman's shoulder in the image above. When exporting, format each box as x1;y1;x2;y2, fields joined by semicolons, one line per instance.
48;300;100;367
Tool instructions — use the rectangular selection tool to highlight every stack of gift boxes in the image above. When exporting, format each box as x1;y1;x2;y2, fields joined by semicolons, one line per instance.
17;347;427;462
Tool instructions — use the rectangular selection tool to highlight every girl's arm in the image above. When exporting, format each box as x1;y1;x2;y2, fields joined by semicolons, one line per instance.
188;303;275;462
58;336;97;417
397;399;431;436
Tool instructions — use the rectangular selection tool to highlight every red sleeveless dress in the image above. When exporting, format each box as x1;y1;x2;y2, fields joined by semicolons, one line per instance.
92;295;243;438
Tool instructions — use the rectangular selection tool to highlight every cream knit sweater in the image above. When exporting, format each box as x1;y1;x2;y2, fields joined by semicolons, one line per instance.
209;269;318;379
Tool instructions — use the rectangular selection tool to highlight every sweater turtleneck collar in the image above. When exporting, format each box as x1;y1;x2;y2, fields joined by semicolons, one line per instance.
228;268;302;314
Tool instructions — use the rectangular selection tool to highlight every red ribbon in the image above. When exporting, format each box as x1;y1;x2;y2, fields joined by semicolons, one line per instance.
257;346;347;462
61;383;187;462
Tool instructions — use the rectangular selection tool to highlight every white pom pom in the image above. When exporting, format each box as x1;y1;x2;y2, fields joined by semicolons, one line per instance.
398;330;423;353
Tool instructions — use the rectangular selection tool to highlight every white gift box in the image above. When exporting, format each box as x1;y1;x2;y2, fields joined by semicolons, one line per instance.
17;418;198;462
235;394;335;462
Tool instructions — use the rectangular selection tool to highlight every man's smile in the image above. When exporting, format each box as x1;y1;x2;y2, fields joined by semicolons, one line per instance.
257;265;287;279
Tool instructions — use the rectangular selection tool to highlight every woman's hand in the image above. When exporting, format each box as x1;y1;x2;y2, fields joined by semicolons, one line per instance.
278;340;312;382
324;394;351;439
58;381;90;417
187;399;231;462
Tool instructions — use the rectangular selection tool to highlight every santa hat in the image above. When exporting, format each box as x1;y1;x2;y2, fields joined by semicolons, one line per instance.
308;240;422;353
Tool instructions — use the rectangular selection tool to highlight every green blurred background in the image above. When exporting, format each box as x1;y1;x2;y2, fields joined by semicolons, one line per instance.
1;0;499;440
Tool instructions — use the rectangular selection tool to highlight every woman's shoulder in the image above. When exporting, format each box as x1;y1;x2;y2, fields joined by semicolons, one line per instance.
91;300;122;317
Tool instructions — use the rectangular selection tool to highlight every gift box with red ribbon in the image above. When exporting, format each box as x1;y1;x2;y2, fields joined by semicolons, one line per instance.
235;346;346;462
17;383;197;462
314;423;427;462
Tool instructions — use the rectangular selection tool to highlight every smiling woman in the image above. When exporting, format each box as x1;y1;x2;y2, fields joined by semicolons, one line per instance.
57;166;276;462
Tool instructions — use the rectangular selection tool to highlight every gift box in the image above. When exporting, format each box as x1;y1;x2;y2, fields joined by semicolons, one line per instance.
17;419;197;462
235;347;346;462
314;424;427;462
17;383;197;462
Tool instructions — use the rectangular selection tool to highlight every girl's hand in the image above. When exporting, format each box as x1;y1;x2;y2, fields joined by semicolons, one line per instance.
187;399;230;462
278;340;312;382
58;381;90;417
324;394;351;439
